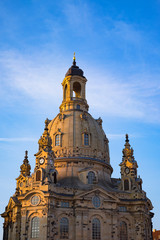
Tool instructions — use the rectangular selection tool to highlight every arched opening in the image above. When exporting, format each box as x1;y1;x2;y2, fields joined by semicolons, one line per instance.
55;134;60;146
84;133;89;145
124;179;129;191
73;82;81;98
54;172;57;184
36;170;41;181
92;218;101;240
120;221;128;240
88;171;96;184
31;217;39;238
60;217;69;239
64;84;67;100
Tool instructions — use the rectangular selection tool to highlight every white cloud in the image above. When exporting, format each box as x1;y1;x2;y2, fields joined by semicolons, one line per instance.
0;50;67;110
0;50;160;123
107;133;141;140
0;137;37;142
86;65;160;122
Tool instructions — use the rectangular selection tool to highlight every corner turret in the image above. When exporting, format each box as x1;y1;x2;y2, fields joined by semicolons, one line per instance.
119;134;142;192
15;151;31;196
34;119;57;185
20;150;31;176
38;118;52;152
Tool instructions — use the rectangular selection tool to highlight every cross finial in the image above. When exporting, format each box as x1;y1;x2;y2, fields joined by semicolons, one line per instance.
125;134;129;143
25;150;28;159
73;52;76;66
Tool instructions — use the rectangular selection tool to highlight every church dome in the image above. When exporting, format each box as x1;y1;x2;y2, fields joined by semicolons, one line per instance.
48;111;110;164
47;55;112;184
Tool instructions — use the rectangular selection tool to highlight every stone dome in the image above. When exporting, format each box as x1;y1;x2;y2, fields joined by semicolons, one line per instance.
48;57;113;184
48;111;110;164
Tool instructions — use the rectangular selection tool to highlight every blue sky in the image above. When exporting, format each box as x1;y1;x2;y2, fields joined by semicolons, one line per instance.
0;0;160;237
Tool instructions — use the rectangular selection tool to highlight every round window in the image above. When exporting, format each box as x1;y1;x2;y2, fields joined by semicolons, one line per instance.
31;195;40;205
92;196;101;208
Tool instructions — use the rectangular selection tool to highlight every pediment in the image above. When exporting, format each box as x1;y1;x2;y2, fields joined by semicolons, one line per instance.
7;197;20;210
75;188;119;202
16;173;26;181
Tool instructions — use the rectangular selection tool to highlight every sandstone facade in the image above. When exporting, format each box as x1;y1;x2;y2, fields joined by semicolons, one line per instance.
1;57;154;240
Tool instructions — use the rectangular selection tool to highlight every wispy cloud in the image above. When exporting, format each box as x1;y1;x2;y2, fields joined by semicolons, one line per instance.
106;20;143;45
87;70;160;122
107;133;141;140
0;50;160;123
0;50;65;105
61;1;144;47
0;137;37;142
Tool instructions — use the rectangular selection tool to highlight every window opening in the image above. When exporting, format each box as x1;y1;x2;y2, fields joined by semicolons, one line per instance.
61;202;69;208
120;221;128;240
88;171;96;184
64;84;67;100
92;218;101;240
119;206;127;212
92;196;101;208
60;217;69;239
84;133;89;145
73;82;81;98
31;195;40;205
54;172;57;184
31;217;39;238
77;104;80;110
36;170;41;181
55;134;60;146
124;179;129;191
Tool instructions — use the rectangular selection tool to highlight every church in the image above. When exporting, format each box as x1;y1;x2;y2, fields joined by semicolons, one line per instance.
1;55;154;240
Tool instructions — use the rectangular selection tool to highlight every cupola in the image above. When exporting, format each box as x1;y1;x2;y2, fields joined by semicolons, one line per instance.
60;53;89;112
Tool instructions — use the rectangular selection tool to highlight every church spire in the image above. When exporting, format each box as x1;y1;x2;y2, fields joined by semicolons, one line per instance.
73;52;76;66
122;134;135;164
119;134;141;191
38;118;52;152
20;150;31;176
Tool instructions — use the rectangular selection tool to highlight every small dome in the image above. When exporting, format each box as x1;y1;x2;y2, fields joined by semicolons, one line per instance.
65;57;84;78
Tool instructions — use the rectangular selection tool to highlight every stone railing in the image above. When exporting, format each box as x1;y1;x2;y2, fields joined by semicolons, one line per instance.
53;146;109;163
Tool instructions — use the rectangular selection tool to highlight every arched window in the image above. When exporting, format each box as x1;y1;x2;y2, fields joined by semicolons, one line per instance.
64;84;67;100
84;133;89;145
124;179;129;191
31;217;39;238
36;170;41;181
55;134;60;146
88;171;96;184
120;221;128;240
73;82;81;98
60;217;69;239
92;218;101;240
54;172;57;184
